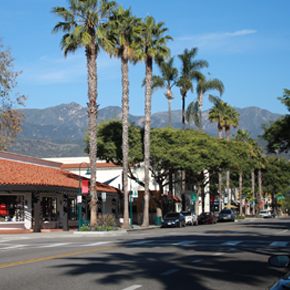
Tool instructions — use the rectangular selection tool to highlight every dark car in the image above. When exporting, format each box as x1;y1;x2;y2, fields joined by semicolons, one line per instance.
161;212;186;228
218;209;235;222
198;212;217;224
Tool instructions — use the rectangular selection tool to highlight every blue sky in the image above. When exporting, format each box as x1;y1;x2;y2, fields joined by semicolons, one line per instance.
1;0;290;116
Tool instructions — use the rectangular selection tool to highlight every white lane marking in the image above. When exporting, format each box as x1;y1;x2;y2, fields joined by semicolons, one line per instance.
221;241;242;246
0;244;29;250
38;243;72;248
173;240;196;245
161;269;179;276
121;285;142;290
129;240;153;245
82;241;111;247
270;241;289;247
279;230;288;234
192;259;203;263
213;252;223;256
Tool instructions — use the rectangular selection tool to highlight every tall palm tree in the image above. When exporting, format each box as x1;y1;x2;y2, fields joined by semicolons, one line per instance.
52;0;117;226
135;16;172;227
106;6;142;229
224;105;240;206
176;48;208;131
186;78;224;131
208;99;228;211
233;129;251;214
143;57;178;127
255;148;267;211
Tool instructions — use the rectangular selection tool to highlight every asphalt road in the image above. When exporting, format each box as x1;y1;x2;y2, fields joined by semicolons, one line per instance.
0;218;290;290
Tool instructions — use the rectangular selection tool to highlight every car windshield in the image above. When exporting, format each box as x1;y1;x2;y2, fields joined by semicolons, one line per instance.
260;211;269;214
200;213;211;216
220;210;232;214
165;213;179;218
181;212;191;216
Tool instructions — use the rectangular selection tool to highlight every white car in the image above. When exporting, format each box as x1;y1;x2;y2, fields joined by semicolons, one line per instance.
260;210;273;218
181;211;198;225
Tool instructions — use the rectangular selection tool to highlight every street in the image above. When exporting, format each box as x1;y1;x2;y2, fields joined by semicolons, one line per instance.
0;218;290;290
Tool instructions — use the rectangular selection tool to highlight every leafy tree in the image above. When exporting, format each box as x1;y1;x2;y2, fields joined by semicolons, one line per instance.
0;40;27;150
52;0;117;226
261;89;290;154
106;5;142;229
186;77;224;131
135;16;172;227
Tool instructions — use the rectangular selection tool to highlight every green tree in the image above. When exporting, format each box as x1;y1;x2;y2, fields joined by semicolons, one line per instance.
261;89;290;154
106;5;142;229
135;16;172;227
186;77;224;131
52;0;117;226
0;40;27;150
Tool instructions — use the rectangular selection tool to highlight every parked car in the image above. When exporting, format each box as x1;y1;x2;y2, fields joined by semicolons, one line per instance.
161;212;186;228
198;212;217;224
181;211;198;226
260;210;272;218
218;209;235;222
268;255;290;289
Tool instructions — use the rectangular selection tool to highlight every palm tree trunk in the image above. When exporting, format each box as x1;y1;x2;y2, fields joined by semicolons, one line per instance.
258;168;263;211
219;171;222;212
168;98;172;127
252;167;255;215
142;56;153;227
239;172;243;214
86;44;98;227
121;55;130;230
226;128;230;205
182;94;186;131
198;92;203;131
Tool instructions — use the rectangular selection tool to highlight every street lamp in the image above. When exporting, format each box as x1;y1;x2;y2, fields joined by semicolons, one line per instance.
78;162;91;231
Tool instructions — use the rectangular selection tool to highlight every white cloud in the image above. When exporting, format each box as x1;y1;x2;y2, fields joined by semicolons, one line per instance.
175;29;257;53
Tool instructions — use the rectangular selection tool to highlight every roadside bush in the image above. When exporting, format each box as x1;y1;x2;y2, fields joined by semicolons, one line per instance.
80;226;91;231
255;215;263;218
236;214;245;219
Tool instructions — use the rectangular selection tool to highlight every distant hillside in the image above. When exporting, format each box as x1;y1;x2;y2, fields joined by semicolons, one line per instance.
6;102;283;158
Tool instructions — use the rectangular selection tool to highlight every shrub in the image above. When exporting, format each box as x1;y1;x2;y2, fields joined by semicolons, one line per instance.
80;226;91;231
236;214;245;219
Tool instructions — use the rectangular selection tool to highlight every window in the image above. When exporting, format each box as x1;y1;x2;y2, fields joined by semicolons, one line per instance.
0;195;24;222
68;198;78;220
42;197;57;221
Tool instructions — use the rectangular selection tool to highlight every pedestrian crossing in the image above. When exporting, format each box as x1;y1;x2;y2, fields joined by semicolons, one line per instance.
0;238;290;252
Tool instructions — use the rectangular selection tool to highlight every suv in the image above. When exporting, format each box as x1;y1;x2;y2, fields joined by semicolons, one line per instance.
218;209;235;222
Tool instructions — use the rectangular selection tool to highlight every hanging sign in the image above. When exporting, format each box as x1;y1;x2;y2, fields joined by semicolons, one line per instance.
77;195;82;203
81;180;89;194
132;186;138;198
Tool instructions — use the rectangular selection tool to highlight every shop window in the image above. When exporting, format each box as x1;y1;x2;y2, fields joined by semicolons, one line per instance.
42;197;57;221
0;196;24;222
68;198;78;220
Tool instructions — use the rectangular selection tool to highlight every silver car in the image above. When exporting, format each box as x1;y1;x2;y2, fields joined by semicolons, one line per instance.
181;211;198;226
218;209;235;222
260;210;273;218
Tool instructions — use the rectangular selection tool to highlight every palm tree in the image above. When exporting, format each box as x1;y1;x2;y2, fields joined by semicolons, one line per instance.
224;105;240;206
233;129;251;214
135;16;172;227
255;148;267;211
176;48;208;131
106;6;142;229
186;78;224;131
208;99;228;211
143;57;178;127
52;0;117;226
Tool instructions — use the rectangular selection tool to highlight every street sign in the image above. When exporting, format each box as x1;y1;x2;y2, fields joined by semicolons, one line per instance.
192;193;197;201
129;195;133;202
77;195;82;203
132;186;138;198
277;196;285;200
102;192;106;201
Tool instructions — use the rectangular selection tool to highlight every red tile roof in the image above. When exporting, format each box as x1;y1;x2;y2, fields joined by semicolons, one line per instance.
0;158;120;193
61;163;121;169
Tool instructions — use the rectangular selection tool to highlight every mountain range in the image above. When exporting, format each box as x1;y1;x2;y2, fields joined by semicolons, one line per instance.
6;102;282;158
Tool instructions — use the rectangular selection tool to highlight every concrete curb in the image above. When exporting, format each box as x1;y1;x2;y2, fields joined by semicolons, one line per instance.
127;226;161;232
73;230;128;236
